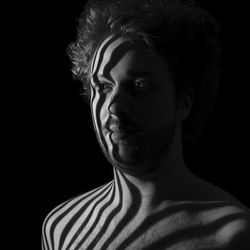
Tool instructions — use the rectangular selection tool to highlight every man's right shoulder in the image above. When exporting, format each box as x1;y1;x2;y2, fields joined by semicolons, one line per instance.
41;181;113;250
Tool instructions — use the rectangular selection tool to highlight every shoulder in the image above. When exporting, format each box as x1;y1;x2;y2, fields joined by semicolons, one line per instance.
218;211;250;249
41;181;113;250
188;198;250;249
215;205;250;249
191;176;249;211
229;219;250;249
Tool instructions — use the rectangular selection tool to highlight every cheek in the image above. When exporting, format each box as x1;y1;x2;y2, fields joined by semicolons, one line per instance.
90;87;110;132
90;87;102;132
100;101;110;127
138;94;175;131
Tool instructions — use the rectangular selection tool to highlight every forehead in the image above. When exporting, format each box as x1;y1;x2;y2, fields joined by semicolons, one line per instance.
91;34;168;80
91;34;141;74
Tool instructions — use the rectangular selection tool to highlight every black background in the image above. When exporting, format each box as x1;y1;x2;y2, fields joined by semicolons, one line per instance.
9;1;249;248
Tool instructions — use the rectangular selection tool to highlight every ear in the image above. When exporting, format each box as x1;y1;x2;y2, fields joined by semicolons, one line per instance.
176;88;194;120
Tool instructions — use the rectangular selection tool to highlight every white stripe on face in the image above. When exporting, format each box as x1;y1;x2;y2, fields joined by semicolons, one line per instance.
90;34;117;75
90;34;137;162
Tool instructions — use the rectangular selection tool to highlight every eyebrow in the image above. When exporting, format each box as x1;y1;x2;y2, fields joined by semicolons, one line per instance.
94;70;157;81
128;70;157;79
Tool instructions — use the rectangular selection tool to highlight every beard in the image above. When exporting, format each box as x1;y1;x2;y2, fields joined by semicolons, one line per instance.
117;120;176;176
94;116;176;176
94;115;177;177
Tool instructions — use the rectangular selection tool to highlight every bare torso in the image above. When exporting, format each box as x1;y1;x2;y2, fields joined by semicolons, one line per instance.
72;199;248;249
42;180;250;250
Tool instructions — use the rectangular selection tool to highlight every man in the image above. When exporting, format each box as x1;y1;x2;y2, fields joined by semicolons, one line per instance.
42;0;250;249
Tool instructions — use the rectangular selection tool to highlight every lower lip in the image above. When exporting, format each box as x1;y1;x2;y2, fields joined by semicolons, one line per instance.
111;131;138;140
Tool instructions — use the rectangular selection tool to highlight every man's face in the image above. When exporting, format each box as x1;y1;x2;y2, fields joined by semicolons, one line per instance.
89;34;177;176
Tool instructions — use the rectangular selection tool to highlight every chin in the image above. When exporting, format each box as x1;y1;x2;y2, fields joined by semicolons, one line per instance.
115;140;143;161
111;148;159;176
114;160;159;177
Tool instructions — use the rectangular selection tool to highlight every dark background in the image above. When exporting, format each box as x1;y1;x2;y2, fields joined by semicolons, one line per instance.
10;1;249;248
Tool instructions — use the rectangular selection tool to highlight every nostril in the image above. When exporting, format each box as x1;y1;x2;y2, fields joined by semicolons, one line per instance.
108;92;131;115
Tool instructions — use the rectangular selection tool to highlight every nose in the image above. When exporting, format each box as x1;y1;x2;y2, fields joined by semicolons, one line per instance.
108;87;131;116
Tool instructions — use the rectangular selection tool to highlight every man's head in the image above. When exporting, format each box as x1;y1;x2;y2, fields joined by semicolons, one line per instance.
67;0;222;166
87;33;192;175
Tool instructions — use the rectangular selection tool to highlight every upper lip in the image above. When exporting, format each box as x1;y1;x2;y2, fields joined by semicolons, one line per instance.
108;124;138;133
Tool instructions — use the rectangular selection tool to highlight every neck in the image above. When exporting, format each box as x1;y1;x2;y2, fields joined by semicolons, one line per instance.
111;162;194;215
110;123;196;215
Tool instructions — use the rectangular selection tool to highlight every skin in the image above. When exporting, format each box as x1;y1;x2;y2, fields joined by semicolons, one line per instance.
41;33;250;250
85;34;250;249
89;33;204;213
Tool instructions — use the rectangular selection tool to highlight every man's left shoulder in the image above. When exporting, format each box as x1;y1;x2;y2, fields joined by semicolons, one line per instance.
219;205;250;249
226;220;250;249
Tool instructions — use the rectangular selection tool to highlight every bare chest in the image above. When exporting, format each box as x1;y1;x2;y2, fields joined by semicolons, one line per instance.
72;211;224;250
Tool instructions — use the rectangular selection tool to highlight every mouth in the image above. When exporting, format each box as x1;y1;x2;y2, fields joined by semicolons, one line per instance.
112;129;136;136
108;124;140;133
111;129;138;135
104;120;143;141
110;130;141;144
103;123;138;136
108;126;144;142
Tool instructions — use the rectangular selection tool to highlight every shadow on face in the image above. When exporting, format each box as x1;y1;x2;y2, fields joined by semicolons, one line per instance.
90;34;191;175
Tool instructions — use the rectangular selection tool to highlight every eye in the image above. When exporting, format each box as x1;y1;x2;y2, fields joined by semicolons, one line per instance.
134;80;151;90
97;82;112;92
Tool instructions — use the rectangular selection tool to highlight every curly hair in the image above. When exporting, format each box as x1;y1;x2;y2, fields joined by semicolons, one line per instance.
67;0;223;148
